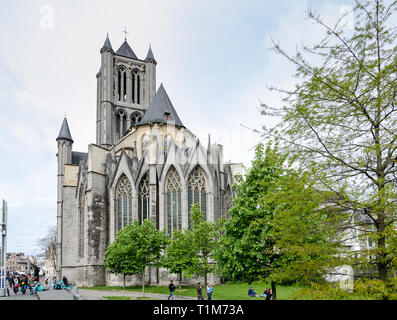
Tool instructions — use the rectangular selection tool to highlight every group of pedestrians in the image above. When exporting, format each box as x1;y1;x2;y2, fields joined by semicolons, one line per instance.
248;286;273;300
197;282;214;300
6;273;45;296
167;280;214;300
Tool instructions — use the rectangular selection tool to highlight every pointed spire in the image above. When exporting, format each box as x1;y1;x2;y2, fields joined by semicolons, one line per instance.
101;33;113;53
57;117;74;143
136;84;184;128
116;40;137;59
145;45;157;65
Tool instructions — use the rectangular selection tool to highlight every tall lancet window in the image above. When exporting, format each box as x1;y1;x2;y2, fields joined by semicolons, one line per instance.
132;69;141;105
117;70;122;101
188;166;207;229
116;175;133;232
138;173;150;224
115;110;127;141
78;184;85;258
165;167;182;235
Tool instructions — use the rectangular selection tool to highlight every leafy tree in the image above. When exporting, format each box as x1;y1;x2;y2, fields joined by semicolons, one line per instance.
104;219;169;295
162;229;195;289
261;0;397;292
215;144;285;299
184;203;221;298
266;167;347;286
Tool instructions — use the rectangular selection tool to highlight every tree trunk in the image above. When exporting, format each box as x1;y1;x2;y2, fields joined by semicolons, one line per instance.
123;274;126;289
271;281;277;300
142;268;145;297
205;273;208;299
179;271;182;289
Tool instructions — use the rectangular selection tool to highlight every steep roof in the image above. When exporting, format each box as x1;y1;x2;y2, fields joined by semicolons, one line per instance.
116;40;138;59
57;117;73;143
101;34;113;52
137;84;184;127
145;46;157;64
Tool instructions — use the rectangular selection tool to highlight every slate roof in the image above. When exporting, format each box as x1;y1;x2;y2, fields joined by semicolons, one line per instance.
116;40;138;59
57;117;73;143
145;46;157;64
137;84;184;127
101;34;113;51
72;152;88;165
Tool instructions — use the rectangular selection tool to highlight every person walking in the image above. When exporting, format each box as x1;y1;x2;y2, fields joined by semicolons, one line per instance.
207;285;214;300
168;280;176;300
266;289;272;300
62;276;69;289
197;283;203;300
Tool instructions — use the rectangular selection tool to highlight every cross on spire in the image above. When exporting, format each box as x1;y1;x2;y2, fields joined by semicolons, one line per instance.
122;26;129;41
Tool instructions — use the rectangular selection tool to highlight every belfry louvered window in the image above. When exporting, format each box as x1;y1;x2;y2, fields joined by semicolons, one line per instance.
188;166;207;229
132;69;141;105
138;173;150;224
116;175;133;231
165;167;182;235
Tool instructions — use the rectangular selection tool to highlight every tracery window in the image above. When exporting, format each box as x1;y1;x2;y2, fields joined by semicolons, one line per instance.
115;109;127;141
130;111;143;127
138;173;150;224
117;67;127;101
165;167;182;235
131;69;141;105
116;175;133;232
78;184;85;258
188;166;207;229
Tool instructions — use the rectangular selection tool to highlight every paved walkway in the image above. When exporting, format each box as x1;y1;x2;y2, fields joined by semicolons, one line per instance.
37;289;74;300
77;289;196;300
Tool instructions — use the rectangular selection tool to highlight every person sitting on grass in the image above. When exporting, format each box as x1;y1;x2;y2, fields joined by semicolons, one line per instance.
248;287;257;297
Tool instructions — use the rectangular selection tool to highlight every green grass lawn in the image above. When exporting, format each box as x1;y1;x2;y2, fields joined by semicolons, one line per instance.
85;281;303;300
104;296;157;300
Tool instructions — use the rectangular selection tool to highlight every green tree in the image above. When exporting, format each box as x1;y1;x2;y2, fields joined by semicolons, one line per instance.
162;229;195;289
104;219;169;295
215;144;285;299
185;203;221;298
266;168;347;287
261;0;397;292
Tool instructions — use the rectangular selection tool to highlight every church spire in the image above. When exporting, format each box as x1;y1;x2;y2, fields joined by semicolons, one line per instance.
145;45;157;65
57;117;74;143
101;33;113;53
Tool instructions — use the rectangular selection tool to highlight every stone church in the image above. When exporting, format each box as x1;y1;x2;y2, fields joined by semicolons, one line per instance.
56;34;243;287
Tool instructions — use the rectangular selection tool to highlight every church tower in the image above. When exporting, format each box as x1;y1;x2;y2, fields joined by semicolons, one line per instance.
96;33;157;148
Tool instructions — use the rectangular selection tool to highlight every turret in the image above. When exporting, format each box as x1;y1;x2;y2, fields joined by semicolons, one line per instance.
145;45;157;106
56;116;73;280
97;34;114;148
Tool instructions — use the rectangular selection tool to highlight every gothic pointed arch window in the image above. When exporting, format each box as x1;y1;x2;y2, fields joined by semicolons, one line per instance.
78;184;85;258
115;109;127;141
138;173;150;224
116;175;133;232
188;166;208;229
165;167;182;235
131;69;141;105
117;67;127;101
130;111;143;127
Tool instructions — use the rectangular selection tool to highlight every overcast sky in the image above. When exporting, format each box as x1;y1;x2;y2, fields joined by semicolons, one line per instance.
0;0;357;257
